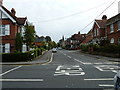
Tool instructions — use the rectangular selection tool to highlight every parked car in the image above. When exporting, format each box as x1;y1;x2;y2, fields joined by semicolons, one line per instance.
52;48;57;53
58;47;62;50
114;71;120;90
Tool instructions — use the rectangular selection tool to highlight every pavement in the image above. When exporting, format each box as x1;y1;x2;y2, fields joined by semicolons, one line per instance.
0;50;120;65
0;50;52;65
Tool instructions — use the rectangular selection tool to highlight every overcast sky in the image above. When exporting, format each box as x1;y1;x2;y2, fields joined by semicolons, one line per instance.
3;0;120;42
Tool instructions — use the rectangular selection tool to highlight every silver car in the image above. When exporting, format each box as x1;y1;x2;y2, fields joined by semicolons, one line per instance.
52;48;57;53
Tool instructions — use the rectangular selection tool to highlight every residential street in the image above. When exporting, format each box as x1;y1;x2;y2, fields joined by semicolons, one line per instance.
1;50;120;89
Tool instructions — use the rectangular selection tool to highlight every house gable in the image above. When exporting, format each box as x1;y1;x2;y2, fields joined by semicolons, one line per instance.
0;6;16;23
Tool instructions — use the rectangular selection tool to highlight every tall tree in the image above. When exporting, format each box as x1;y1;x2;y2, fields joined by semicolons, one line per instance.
24;25;35;51
45;36;52;42
15;33;22;52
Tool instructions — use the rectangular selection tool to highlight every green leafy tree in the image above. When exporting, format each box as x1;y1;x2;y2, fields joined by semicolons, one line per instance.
52;41;57;48
45;36;52;42
15;33;22;52
24;25;35;51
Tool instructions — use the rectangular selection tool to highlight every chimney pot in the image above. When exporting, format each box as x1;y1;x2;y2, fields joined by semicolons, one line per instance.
0;0;3;5
102;15;107;20
11;8;16;16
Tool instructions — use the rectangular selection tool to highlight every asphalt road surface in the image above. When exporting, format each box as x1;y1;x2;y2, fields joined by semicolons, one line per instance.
1;49;120;90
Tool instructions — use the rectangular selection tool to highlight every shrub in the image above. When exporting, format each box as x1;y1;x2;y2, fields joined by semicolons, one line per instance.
2;52;32;62
2;48;43;62
100;44;119;54
80;44;89;52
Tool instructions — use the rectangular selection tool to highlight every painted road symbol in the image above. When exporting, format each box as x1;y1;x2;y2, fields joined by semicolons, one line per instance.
54;65;85;76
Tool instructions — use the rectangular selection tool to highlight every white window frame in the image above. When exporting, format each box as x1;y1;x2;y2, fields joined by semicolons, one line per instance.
94;29;96;36
118;37;120;44
97;28;99;36
0;25;6;36
118;21;120;31
110;38;114;44
110;24;114;33
0;24;10;36
0;44;2;53
5;25;10;35
22;44;27;53
21;26;25;36
0;43;10;53
5;43;10;53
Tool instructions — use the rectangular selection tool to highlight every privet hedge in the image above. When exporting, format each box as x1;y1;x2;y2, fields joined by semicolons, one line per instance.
2;49;43;62
80;44;120;57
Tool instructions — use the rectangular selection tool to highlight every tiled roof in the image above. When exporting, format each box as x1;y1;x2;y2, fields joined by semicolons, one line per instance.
95;19;107;28
17;17;27;25
1;5;27;25
107;13;120;25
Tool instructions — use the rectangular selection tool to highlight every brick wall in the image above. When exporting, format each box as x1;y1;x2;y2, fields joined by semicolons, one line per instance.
1;19;18;53
107;21;120;44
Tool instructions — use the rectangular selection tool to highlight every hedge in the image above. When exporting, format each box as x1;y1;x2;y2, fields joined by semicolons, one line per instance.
80;44;120;57
1;49;43;62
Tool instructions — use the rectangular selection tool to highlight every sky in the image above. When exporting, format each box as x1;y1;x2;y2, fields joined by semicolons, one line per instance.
3;0;120;42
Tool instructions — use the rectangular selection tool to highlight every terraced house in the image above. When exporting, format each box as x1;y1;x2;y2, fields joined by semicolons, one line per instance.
0;5;27;53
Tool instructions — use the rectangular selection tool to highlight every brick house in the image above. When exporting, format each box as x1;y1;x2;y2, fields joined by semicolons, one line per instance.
34;36;46;48
0;5;27;53
106;13;120;44
81;29;93;44
91;15;107;44
65;32;86;49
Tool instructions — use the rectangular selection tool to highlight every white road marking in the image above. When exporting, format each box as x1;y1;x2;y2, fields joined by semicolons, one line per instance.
84;78;114;81
0;79;43;82
48;53;54;64
0;65;23;76
67;56;71;58
99;84;114;87
54;65;85;76
83;63;92;65
64;54;66;56
94;65;119;73
56;65;62;70
42;53;54;65
112;70;118;73
73;59;84;64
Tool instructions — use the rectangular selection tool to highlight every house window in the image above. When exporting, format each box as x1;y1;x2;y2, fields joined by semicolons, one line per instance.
97;28;99;36
21;27;25;36
118;37;120;44
110;38;114;43
22;44;27;53
118;21;120;30
0;25;5;35
0;43;10;53
110;24;114;33
94;29;96;36
0;25;10;36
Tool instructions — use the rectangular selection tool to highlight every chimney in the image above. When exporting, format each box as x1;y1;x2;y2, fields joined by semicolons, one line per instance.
102;15;107;20
11;8;16;16
78;31;80;34
118;1;120;13
0;0;3;5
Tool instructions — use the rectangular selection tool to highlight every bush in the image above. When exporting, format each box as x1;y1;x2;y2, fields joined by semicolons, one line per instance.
80;44;120;55
2;48;43;62
80;44;89;52
30;48;42;58
2;52;32;62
